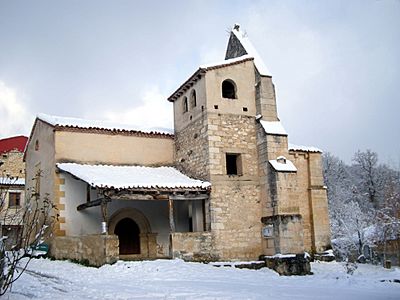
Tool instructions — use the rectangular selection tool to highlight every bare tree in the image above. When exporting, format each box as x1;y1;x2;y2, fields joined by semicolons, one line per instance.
0;170;58;295
352;150;383;209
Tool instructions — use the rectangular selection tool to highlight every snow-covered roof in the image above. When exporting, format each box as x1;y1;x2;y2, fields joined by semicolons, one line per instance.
260;120;287;136
269;156;297;172
0;177;25;186
37;114;174;136
288;143;322;153
57;163;211;190
231;24;272;77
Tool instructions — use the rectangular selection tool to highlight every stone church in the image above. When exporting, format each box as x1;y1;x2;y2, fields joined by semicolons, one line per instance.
24;25;331;266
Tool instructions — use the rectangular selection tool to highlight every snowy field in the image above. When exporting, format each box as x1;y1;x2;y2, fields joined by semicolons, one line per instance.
7;258;400;299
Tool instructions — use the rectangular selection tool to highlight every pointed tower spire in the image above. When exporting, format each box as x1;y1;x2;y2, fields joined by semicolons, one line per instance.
225;24;272;77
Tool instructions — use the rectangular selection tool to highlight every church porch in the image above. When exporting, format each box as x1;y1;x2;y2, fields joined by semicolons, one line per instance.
52;163;211;265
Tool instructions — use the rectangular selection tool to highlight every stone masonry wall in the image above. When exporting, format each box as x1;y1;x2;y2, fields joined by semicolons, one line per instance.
255;73;278;121
289;151;331;253
207;113;262;260
0;150;25;178
308;153;331;252
171;232;215;262
286;153;313;251
175;113;210;181
256;124;303;255
262;214;304;254
50;234;119;267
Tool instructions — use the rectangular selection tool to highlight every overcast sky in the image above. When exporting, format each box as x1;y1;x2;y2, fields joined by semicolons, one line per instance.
0;0;399;163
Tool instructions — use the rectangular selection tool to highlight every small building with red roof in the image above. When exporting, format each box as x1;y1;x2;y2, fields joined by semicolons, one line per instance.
0;135;27;250
0;135;28;154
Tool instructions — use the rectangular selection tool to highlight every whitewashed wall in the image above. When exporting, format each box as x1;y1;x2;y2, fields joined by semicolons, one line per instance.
60;172;174;254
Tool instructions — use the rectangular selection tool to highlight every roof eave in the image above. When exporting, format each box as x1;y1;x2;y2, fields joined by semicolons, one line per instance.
167;57;255;102
167;69;205;102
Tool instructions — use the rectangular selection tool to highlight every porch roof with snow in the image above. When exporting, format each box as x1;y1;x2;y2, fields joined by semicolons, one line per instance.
57;163;211;192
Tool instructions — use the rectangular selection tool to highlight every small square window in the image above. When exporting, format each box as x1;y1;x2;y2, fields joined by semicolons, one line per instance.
226;153;242;175
9;192;21;207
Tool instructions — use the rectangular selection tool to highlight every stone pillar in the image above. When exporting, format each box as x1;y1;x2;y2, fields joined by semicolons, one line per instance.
140;233;149;256
147;233;158;257
262;214;304;254
308;153;331;252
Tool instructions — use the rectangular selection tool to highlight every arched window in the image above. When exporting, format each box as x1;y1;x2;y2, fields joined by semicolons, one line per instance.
190;90;197;108
183;97;188;113
222;80;237;99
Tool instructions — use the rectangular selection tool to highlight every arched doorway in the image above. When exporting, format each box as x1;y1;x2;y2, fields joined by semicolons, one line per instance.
108;208;157;258
114;218;140;254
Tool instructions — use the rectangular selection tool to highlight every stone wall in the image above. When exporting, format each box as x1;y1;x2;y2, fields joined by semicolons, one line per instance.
210;183;262;259
289;151;331;253
207;113;262;260
172;35;331;261
175;113;210;181
255;74;278;121
171;232;215;261
50;234;119;267
262;214;304;254
176;110;263;260
308;153;331;252
0;150;25;178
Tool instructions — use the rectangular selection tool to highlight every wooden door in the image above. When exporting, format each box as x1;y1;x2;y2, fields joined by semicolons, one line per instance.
114;218;140;254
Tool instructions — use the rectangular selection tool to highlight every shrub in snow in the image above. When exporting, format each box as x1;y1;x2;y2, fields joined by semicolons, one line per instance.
0;171;58;295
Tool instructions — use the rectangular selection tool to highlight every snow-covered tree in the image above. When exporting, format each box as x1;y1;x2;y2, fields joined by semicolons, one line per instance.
324;150;400;264
374;167;400;263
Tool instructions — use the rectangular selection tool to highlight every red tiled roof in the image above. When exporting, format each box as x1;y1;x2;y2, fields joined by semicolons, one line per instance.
0;136;28;154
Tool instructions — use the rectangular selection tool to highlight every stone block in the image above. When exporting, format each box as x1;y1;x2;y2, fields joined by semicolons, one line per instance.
263;254;312;276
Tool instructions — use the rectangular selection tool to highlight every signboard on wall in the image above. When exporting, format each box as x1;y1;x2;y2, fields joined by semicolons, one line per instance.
262;225;273;238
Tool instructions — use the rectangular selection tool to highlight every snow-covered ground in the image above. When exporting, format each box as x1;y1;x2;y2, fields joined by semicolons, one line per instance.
8;259;400;299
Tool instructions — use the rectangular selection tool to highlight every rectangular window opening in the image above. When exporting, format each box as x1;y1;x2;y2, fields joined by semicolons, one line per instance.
9;192;21;207
226;153;242;175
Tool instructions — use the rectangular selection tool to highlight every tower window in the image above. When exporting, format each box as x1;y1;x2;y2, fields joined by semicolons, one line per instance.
222;80;237;99
9;192;21;207
183;97;188;113
226;153;242;175
190;90;197;108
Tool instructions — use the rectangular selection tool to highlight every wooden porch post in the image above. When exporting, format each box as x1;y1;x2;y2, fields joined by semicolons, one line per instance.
101;200;108;234
168;198;175;233
168;198;175;258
